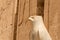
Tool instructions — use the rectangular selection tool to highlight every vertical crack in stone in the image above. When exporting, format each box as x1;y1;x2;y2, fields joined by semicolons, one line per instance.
13;0;19;40
37;0;44;17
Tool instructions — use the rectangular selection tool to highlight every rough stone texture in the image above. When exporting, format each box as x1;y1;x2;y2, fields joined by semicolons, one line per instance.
0;0;17;40
49;0;60;40
44;0;60;40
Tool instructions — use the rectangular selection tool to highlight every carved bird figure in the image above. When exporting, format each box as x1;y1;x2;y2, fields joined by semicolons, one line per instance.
29;16;52;40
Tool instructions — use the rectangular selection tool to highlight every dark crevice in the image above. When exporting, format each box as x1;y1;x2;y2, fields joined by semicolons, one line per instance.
37;0;44;17
13;0;19;40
